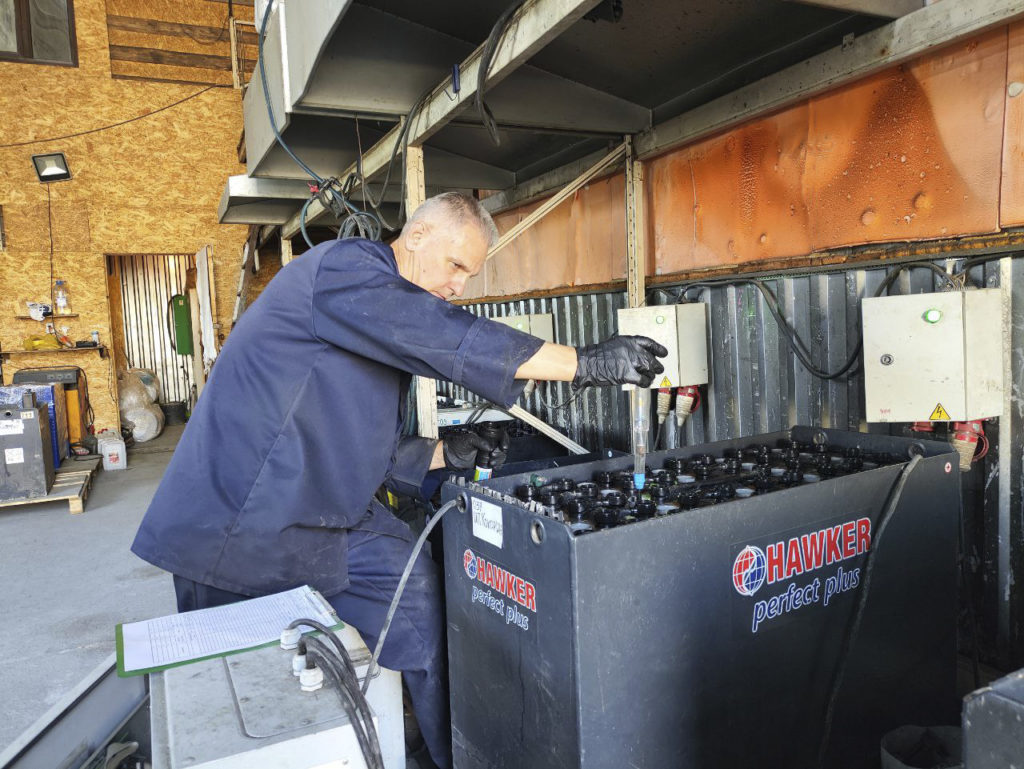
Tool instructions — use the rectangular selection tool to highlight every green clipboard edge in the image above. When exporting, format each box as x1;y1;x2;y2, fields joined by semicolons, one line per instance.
115;620;346;678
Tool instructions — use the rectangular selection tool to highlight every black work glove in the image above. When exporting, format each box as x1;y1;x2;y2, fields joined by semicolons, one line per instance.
484;430;511;470
443;429;510;471
573;335;669;389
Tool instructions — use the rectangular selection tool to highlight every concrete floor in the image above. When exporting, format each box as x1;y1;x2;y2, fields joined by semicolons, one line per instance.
0;426;183;752
0;424;435;769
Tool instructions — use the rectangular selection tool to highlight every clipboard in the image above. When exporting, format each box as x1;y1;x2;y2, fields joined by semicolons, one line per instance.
115;585;342;677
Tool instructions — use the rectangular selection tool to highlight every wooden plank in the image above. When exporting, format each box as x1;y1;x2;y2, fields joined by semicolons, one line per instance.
106;15;257;44
404;145;439;441
108;44;232;71
110;71;235;88
0;458;99;514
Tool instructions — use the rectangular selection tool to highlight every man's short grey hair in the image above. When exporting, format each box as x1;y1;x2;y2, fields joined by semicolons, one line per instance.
403;192;499;249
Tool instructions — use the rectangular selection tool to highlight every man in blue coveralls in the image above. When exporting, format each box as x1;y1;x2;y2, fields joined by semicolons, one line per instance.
131;192;666;768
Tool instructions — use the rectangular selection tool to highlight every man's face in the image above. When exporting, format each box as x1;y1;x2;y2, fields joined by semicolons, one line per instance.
400;218;488;301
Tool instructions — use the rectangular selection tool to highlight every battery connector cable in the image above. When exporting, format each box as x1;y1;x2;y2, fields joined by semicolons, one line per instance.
280;498;458;769
275;502;461;767
282;617;386;769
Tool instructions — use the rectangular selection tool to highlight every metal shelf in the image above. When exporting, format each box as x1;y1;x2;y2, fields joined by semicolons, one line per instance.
1;345;107;360
14;314;79;319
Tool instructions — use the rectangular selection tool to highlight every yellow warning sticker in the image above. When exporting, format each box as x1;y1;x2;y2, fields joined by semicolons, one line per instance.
929;403;951;421
660;376;672;388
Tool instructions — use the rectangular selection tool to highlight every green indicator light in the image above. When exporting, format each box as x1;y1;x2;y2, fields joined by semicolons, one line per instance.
656;315;665;325
923;308;943;324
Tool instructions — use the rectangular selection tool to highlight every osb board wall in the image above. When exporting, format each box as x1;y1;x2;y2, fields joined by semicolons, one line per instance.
0;0;249;432
462;26;1019;300
243;242;281;311
105;0;257;87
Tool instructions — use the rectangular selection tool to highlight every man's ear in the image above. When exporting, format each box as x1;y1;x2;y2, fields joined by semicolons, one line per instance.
404;220;428;252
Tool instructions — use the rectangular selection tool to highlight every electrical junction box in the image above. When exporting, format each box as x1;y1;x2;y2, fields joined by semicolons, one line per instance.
150;624;404;769
862;289;1003;422
492;313;554;343
170;294;194;356
616;304;709;388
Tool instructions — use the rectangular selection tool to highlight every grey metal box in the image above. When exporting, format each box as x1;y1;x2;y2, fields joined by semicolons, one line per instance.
442;427;959;769
150;625;404;768
963;668;1024;768
0;402;55;502
492;313;555;343
862;289;1003;422
616;304;709;387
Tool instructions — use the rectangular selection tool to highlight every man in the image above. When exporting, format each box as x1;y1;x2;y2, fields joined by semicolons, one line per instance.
131;192;665;768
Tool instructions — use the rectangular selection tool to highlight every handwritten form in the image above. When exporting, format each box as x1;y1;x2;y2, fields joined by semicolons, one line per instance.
119;586;337;674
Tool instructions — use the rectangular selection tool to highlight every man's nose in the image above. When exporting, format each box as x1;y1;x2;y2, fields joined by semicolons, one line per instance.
450;275;467;298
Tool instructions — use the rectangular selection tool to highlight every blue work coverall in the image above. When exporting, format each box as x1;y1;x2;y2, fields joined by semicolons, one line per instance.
131;238;543;768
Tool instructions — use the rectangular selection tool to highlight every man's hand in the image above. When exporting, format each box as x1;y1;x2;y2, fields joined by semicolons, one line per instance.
443;429;510;471
573;335;669;388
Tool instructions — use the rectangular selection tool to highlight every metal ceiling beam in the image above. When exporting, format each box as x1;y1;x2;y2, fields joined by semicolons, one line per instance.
636;0;1024;160
482;147;624;215
784;0;923;18
282;0;602;239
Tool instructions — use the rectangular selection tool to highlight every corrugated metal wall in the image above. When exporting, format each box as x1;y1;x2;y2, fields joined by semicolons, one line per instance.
440;292;631;451
118;253;195;404
452;258;1002;451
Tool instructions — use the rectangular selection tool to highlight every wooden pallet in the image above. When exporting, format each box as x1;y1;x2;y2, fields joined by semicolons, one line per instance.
0;458;101;514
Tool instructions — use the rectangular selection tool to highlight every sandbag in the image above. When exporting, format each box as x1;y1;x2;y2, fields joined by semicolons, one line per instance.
129;368;161;403
123;403;165;443
118;372;150;413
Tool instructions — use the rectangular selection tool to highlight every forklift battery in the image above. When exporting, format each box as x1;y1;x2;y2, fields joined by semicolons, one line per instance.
0;396;55;502
441;426;960;769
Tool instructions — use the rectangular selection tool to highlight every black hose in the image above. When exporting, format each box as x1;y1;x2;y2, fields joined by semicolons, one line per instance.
476;1;527;146
679;260;960;382
815;453;923;769
304;642;385;769
363;498;459;695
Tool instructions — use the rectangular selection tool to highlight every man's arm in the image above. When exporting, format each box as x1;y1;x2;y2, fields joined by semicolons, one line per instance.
516;337;668;389
514;342;577;381
430;441;445;470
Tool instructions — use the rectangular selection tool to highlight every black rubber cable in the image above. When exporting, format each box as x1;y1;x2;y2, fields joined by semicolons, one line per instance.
476;0;527;146
815;452;923;769
289;619;383;768
957;483;982;690
303;641;384;769
678;261;960;382
363;499;459;695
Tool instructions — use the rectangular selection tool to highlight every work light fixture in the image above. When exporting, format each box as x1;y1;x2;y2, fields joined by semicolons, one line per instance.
31;152;72;183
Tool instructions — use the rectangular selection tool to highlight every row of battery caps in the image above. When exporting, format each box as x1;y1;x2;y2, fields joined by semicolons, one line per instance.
513;438;900;535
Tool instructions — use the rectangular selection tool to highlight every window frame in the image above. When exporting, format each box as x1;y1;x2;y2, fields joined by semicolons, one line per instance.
0;0;78;68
